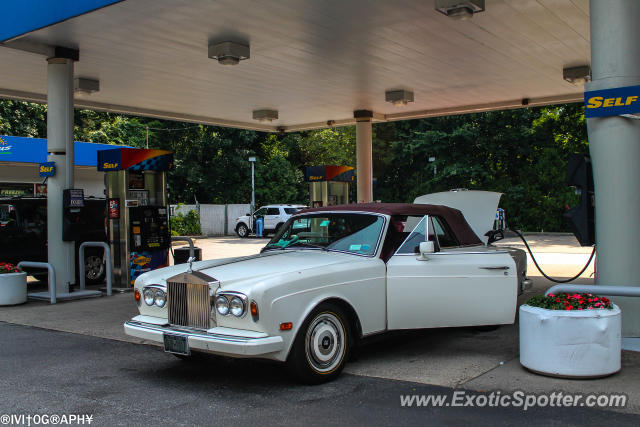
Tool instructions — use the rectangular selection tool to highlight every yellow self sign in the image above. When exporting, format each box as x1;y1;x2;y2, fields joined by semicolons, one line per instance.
584;85;640;118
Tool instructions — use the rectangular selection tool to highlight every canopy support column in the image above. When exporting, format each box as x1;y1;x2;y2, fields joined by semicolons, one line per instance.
588;0;640;336
46;56;75;293
355;110;373;203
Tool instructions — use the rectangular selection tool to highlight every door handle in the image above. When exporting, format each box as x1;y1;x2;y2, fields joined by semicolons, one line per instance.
480;266;509;270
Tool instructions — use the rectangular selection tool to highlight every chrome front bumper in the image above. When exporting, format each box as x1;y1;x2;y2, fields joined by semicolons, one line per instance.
124;320;284;357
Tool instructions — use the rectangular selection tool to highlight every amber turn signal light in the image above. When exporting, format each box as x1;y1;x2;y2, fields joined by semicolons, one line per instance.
134;289;141;305
250;301;258;317
280;322;293;331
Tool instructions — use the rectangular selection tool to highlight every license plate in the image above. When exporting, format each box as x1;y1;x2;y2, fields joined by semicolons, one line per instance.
163;333;190;355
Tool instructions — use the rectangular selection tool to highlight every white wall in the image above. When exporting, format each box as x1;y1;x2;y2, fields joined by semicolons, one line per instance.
170;203;251;236
200;205;226;236
226;204;251;235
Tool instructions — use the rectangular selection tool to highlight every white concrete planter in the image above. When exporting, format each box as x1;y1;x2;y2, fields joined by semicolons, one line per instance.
0;271;28;305
519;304;621;378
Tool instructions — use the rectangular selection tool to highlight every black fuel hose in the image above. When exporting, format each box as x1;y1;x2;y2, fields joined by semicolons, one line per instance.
511;229;596;283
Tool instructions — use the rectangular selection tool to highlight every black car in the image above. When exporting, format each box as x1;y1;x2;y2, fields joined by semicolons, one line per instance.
0;197;107;284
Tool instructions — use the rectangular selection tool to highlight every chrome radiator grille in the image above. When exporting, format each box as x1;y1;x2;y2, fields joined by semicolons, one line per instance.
167;281;211;329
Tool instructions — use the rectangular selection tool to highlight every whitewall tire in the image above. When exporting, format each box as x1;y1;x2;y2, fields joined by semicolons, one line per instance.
288;303;350;383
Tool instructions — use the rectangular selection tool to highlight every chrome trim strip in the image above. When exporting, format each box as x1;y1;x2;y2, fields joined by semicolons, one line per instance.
125;320;268;343
265;211;387;258
393;250;510;257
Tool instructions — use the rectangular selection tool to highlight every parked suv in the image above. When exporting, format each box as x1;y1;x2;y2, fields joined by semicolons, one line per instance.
235;204;306;238
0;197;108;284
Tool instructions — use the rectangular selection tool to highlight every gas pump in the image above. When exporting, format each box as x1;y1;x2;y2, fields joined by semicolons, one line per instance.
98;148;173;290
304;165;354;207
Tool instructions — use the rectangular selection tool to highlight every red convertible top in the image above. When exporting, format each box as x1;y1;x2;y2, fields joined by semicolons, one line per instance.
297;202;482;246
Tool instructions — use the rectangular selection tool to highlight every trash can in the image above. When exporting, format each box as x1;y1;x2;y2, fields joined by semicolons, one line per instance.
173;246;202;265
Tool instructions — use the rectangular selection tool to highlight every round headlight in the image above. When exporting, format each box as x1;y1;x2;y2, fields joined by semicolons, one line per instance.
143;288;155;306
215;296;230;316
154;290;166;308
229;296;245;317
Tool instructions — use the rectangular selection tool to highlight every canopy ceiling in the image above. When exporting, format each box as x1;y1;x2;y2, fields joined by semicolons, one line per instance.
0;0;590;132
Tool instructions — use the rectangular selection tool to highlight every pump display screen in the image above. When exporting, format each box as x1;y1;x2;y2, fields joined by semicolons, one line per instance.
128;171;145;189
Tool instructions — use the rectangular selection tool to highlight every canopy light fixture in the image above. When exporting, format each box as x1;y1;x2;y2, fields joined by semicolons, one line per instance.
208;41;250;65
74;78;99;94
386;90;414;106
563;65;591;85
253;109;278;123
435;0;485;20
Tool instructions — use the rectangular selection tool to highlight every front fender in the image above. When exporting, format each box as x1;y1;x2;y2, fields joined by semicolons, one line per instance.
266;262;386;360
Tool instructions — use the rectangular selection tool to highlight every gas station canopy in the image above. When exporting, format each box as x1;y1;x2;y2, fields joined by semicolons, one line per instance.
0;0;589;132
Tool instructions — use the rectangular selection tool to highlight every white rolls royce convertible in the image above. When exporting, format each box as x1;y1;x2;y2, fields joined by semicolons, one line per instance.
125;192;528;383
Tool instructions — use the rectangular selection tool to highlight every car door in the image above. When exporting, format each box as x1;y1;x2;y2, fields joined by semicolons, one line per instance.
264;207;280;230
252;207;267;231
386;215;517;330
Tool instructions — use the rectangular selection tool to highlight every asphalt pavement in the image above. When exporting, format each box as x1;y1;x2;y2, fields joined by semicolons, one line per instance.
1;323;638;426
1;234;639;425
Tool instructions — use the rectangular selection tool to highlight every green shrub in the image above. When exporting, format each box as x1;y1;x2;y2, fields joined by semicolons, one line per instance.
170;209;201;236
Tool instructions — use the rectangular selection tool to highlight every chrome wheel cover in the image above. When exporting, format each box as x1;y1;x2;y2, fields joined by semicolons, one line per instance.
305;312;345;373
237;224;248;237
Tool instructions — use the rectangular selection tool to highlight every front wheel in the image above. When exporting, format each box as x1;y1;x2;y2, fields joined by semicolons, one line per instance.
287;304;351;384
236;223;249;238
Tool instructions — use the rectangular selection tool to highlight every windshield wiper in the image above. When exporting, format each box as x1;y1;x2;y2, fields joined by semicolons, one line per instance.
289;242;328;251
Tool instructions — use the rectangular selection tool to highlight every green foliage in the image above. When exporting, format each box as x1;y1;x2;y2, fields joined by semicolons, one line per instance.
170;209;201;236
0;100;46;137
255;155;304;205
0;99;589;231
284;127;356;167
75;112;148;147
374;105;587;231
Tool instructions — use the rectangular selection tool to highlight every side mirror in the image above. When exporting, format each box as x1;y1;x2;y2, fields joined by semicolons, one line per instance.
417;241;435;260
420;241;435;254
246;213;251;216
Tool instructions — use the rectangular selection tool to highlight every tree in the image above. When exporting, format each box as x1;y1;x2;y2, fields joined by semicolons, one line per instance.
0;100;46;137
374;105;587;231
285;127;356;167
0;99;589;231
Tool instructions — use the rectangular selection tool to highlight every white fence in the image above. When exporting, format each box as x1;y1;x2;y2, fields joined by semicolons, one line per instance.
171;204;251;236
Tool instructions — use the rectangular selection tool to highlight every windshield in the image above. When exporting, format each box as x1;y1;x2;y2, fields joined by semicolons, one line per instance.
264;213;385;256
